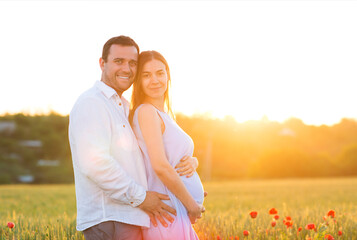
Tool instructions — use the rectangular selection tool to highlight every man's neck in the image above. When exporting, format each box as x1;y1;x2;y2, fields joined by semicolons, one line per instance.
101;79;123;97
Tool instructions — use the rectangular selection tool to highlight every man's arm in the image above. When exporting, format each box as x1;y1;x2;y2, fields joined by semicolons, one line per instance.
69;97;176;225
70;97;146;206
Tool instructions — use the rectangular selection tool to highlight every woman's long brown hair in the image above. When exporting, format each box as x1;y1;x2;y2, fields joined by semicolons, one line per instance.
129;50;174;126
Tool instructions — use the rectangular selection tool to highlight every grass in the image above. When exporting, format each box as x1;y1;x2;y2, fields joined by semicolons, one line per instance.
1;178;357;239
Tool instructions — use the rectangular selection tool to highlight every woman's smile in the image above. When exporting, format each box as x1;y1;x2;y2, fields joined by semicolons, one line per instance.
141;59;168;99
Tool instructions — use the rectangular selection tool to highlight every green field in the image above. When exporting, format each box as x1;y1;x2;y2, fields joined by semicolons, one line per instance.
1;178;356;240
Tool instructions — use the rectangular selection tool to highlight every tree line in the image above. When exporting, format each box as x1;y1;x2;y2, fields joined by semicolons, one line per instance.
0;112;356;184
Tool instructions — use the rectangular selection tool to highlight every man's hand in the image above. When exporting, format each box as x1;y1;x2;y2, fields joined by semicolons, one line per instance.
175;156;198;178
138;191;177;228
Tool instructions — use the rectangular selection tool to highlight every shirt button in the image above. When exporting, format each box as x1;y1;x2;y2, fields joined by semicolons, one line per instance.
130;202;133;204
119;103;122;106
123;125;125;128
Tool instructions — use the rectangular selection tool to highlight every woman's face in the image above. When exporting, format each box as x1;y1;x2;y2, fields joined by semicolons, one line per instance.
141;59;168;100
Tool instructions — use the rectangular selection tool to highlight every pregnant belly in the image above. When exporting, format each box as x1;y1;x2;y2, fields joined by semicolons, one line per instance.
180;172;204;205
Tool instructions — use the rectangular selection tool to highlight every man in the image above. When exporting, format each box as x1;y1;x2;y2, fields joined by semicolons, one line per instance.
69;36;200;240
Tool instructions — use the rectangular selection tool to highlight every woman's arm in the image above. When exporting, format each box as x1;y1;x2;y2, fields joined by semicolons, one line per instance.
138;104;202;223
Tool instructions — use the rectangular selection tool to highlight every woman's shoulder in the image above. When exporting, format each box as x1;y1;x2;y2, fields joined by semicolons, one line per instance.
137;103;156;113
137;103;159;120
133;103;153;117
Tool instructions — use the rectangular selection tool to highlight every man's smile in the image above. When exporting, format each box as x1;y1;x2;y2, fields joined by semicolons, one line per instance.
117;75;130;80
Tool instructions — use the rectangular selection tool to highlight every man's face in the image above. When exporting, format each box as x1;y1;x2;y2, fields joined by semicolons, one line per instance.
100;44;138;95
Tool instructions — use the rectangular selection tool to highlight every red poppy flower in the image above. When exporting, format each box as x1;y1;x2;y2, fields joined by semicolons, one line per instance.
217;236;221;240
7;222;15;229
305;223;316;230
271;221;276;227
249;211;258;219
338;231;342;236
274;215;279;220
285;220;293;228
324;234;335;240
269;208;278;215
285;216;292;221
243;230;250;237
235;236;239;240
327;210;335;218
298;227;302;232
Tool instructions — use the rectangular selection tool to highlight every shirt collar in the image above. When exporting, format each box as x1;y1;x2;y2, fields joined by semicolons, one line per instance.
95;81;117;99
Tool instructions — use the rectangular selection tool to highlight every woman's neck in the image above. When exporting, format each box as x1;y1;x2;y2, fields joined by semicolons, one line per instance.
144;97;165;112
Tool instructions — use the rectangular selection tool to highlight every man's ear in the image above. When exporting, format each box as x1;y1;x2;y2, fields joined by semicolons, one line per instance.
99;57;105;71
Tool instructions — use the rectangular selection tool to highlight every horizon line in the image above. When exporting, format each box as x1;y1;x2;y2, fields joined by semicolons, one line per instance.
1;109;356;127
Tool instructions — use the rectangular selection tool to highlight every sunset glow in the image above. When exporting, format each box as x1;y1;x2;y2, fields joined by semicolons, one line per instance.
1;1;357;126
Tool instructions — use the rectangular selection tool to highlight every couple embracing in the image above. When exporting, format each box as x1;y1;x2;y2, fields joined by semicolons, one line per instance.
68;35;205;240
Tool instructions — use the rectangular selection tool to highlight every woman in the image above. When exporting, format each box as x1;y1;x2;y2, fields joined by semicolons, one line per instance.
129;51;205;239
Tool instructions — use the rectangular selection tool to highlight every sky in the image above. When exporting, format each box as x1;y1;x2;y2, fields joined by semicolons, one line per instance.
0;0;356;126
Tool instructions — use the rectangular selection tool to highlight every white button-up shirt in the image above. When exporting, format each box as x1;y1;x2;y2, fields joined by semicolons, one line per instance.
69;81;150;231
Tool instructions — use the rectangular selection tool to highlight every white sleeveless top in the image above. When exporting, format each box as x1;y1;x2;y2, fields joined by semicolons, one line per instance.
133;104;204;239
132;104;204;207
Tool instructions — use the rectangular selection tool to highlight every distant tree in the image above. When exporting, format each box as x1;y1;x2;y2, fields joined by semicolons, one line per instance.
1;113;357;183
338;144;357;175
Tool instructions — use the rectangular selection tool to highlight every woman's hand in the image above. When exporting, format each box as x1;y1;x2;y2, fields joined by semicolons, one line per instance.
175;156;198;178
187;203;205;224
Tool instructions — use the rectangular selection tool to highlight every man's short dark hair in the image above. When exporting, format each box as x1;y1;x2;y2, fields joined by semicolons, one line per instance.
102;35;140;62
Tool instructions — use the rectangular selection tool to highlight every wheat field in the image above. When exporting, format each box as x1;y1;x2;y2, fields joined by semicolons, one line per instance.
1;178;356;240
